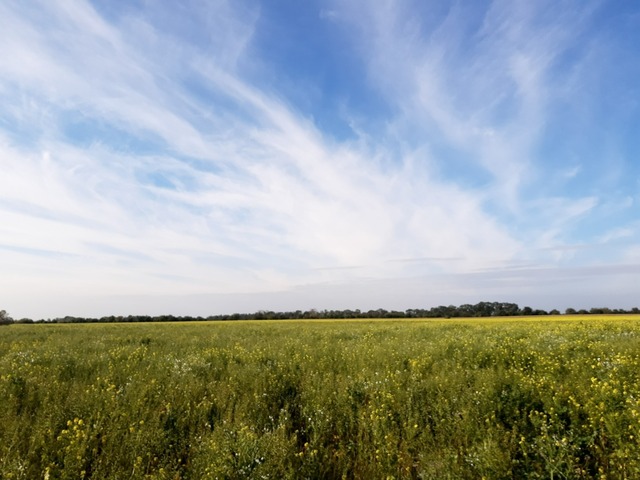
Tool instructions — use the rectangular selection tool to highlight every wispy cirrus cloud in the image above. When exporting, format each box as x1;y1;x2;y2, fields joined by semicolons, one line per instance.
1;0;639;318
337;0;594;201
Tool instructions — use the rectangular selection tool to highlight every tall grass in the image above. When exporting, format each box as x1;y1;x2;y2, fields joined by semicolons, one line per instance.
2;317;640;479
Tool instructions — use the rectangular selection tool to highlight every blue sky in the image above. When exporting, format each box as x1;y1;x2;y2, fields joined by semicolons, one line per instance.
1;0;640;319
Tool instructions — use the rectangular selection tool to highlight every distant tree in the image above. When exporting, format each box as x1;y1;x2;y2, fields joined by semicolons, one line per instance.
457;304;475;317
498;302;520;316
590;308;609;315
475;302;494;317
549;309;560;315
565;308;577;315
0;310;13;325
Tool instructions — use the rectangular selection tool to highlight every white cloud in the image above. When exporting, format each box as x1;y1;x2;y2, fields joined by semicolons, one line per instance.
319;9;339;21
561;165;582;179
0;0;637;318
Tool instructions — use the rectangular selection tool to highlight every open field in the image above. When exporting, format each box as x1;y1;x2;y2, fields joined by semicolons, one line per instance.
2;316;640;479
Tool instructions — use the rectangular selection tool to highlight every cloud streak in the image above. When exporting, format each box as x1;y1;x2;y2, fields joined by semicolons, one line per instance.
1;0;639;318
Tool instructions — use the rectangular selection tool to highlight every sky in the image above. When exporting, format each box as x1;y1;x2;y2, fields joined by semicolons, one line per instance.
1;0;640;319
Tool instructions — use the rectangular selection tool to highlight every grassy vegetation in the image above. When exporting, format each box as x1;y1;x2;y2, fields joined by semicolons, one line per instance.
2;316;640;479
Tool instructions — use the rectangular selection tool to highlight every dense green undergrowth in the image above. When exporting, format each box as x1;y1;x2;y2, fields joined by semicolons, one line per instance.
2;317;640;479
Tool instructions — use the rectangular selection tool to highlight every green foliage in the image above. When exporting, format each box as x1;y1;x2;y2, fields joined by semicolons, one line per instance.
0;309;12;325
2;317;640;478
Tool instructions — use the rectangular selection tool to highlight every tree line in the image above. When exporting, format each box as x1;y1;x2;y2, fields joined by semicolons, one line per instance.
2;303;640;325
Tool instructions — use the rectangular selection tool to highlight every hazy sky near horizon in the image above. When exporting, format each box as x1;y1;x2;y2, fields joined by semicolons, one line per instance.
2;0;640;319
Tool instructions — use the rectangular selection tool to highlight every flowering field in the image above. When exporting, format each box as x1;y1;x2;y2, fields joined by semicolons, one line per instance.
2;316;640;479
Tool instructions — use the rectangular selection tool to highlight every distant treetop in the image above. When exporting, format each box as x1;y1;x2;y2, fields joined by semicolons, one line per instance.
7;302;640;324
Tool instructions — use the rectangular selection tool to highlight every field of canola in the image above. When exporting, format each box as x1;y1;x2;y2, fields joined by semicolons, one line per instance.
2;316;640;479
